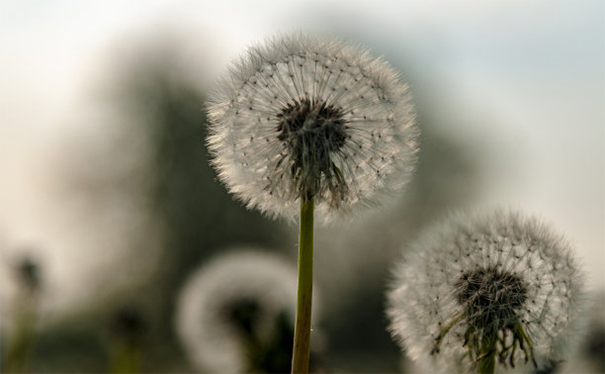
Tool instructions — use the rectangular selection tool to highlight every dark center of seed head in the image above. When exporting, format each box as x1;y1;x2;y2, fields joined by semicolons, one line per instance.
455;267;527;328
223;298;262;337
276;98;347;198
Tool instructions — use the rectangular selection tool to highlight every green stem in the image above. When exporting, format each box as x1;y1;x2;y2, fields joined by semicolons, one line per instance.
2;291;39;373
291;197;314;374
478;329;497;374
109;341;141;374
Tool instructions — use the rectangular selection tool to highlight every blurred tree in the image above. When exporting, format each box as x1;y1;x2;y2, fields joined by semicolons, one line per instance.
2;31;486;374
108;39;292;371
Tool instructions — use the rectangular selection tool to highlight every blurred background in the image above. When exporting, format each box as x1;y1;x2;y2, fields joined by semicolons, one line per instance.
0;0;603;373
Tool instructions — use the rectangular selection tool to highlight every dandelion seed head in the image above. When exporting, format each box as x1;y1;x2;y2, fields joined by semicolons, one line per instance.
207;33;419;221
386;209;587;373
175;249;299;373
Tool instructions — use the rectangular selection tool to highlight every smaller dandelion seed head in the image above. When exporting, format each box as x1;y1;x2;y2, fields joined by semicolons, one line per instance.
221;297;262;336
386;208;587;374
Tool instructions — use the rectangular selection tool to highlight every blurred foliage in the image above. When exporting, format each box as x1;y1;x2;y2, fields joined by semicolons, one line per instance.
103;45;293;372
2;35;485;373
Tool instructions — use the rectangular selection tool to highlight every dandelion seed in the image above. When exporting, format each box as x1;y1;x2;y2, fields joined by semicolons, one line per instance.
386;209;586;373
175;249;311;373
206;33;418;221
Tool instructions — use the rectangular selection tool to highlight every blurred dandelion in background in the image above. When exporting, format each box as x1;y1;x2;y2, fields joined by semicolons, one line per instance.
387;209;587;373
1;255;42;373
175;249;321;373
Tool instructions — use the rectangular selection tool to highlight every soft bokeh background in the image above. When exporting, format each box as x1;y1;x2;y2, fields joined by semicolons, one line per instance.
1;0;603;373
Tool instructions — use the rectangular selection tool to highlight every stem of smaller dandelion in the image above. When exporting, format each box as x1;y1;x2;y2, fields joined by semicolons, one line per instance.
477;328;498;374
291;196;314;374
109;339;141;374
2;289;39;373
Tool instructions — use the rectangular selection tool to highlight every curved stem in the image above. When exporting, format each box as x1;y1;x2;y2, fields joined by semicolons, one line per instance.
291;197;314;374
